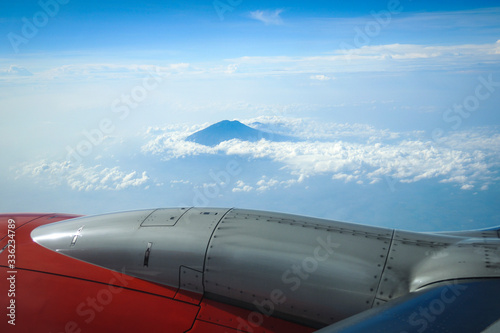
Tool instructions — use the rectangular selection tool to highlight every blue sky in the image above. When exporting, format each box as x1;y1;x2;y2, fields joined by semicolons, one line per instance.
1;0;499;231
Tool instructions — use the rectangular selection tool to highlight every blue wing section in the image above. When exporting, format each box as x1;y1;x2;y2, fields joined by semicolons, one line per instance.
315;279;500;333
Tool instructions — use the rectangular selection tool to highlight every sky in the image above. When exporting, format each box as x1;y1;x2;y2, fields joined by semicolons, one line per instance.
0;0;499;231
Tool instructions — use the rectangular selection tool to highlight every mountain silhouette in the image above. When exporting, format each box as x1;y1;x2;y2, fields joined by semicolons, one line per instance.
186;120;295;147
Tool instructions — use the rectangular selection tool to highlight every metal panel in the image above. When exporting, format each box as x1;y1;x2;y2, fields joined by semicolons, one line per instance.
376;230;500;302
140;208;189;226
204;209;393;326
31;209;156;270
180;266;204;293
131;207;229;289
31;207;230;292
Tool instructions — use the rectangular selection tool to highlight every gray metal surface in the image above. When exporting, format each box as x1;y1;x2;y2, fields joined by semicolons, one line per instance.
31;207;230;291
376;229;500;302
140;207;188;226
205;209;393;326
31;207;500;328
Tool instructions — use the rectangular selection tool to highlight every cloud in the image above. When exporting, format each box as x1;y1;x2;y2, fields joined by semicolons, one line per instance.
16;118;498;195
216;139;480;186
232;180;254;192
2;39;497;85
227;41;500;74
244;116;402;142
17;161;150;191
255;176;302;192
225;64;238;74
461;184;474;190
141;129;216;159
310;74;333;81
35;63;191;80
142;117;500;191
249;9;284;25
256;177;279;192
0;65;33;76
340;42;500;60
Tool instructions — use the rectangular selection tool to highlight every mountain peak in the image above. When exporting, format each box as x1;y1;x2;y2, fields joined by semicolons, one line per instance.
186;120;294;147
210;120;249;130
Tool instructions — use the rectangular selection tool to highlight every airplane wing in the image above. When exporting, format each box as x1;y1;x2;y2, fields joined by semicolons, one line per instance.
315;279;500;333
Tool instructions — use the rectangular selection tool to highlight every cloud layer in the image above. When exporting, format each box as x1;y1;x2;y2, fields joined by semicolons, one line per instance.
2;39;497;85
17;161;150;191
142;117;500;192
0;65;33;76
13;118;500;194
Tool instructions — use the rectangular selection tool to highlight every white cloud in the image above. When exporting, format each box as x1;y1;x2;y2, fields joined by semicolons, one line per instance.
340;42;500;60
225;64;238;74
437;130;500;152
17;161;149;191
23;63;191;81
0;65;33;76
227;41;500;74
310;74;333;81
244;116;403;142
256;177;279;192
141;129;216;160
232;180;254;193
2;40;497;85
142;118;500;190
171;179;191;185
255;176;303;192
249;9;284;25
332;173;359;183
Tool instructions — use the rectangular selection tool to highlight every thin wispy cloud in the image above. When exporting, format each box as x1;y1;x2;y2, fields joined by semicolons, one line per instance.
1;40;497;84
0;65;33;76
0;63;192;82
39;63;188;80
388;7;500;31
342;41;500;59
25;42;473;83
249;9;284;25
228;41;500;74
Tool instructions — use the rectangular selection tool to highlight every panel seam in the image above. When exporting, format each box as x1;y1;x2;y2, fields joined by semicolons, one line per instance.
201;208;234;291
371;229;395;307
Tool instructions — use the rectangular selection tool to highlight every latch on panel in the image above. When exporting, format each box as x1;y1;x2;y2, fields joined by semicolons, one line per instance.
70;226;84;247
144;242;153;267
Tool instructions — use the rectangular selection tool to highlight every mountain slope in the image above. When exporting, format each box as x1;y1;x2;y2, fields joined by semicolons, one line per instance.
186;120;295;146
